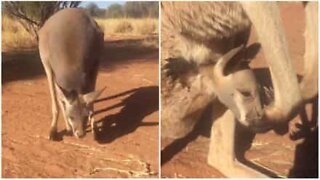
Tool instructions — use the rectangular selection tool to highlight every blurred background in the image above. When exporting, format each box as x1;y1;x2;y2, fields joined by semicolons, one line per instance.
2;1;159;51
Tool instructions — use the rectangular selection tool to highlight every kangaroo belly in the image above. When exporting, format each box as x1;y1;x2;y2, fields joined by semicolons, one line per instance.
39;8;102;94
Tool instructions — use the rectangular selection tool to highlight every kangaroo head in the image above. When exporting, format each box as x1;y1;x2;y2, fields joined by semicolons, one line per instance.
57;86;105;138
212;45;264;129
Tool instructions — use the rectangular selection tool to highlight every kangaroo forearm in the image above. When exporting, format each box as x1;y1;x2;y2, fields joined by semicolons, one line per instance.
241;2;303;121
300;2;318;101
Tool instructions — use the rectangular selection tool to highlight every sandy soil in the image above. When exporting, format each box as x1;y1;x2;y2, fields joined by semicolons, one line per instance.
2;35;159;177
161;3;318;178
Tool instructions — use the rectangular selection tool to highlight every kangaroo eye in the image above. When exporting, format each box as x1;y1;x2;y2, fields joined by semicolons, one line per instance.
61;101;66;109
240;91;251;97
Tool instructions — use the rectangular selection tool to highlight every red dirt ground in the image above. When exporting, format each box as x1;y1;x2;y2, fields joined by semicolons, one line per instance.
161;3;318;178
2;35;159;177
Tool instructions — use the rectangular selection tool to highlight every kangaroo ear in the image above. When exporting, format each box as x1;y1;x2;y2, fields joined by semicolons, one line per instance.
55;84;77;104
82;86;106;104
214;44;244;77
244;43;261;62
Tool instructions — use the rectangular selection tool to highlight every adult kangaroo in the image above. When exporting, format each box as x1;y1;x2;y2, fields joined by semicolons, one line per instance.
39;8;105;140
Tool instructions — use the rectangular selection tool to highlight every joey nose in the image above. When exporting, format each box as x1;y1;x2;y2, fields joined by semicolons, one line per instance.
74;131;85;138
250;118;272;133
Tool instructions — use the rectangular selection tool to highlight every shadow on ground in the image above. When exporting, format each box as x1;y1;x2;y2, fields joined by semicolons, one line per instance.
100;38;158;71
161;102;214;165
2;49;44;84
93;86;159;144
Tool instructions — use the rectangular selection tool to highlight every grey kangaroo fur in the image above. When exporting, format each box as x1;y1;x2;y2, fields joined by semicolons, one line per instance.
39;8;105;140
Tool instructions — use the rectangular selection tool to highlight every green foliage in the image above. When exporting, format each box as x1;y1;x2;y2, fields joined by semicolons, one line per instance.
105;4;123;18
86;2;99;17
85;2;105;17
123;2;158;18
83;1;158;18
104;1;158;18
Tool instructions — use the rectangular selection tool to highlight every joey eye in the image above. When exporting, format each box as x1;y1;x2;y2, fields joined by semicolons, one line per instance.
61;101;66;109
240;91;251;97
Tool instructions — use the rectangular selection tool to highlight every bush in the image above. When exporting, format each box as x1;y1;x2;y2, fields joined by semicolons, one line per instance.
114;20;133;33
134;18;157;34
2;16;36;50
96;18;158;35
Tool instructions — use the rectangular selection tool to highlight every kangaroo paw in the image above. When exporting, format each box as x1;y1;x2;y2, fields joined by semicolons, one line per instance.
48;127;58;141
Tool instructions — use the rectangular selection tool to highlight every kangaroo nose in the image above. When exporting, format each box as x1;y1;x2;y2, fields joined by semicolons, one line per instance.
255;113;263;120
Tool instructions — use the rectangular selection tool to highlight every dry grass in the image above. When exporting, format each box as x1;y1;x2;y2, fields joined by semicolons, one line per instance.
95;18;158;36
2;16;158;51
2;16;37;51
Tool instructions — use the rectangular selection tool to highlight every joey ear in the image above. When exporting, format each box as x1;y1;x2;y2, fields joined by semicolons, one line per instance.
244;43;261;62
214;44;244;77
223;43;261;73
82;86;106;105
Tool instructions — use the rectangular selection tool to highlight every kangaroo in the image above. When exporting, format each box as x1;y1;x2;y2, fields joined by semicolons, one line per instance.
161;2;318;177
38;8;105;140
161;2;266;138
162;45;264;138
